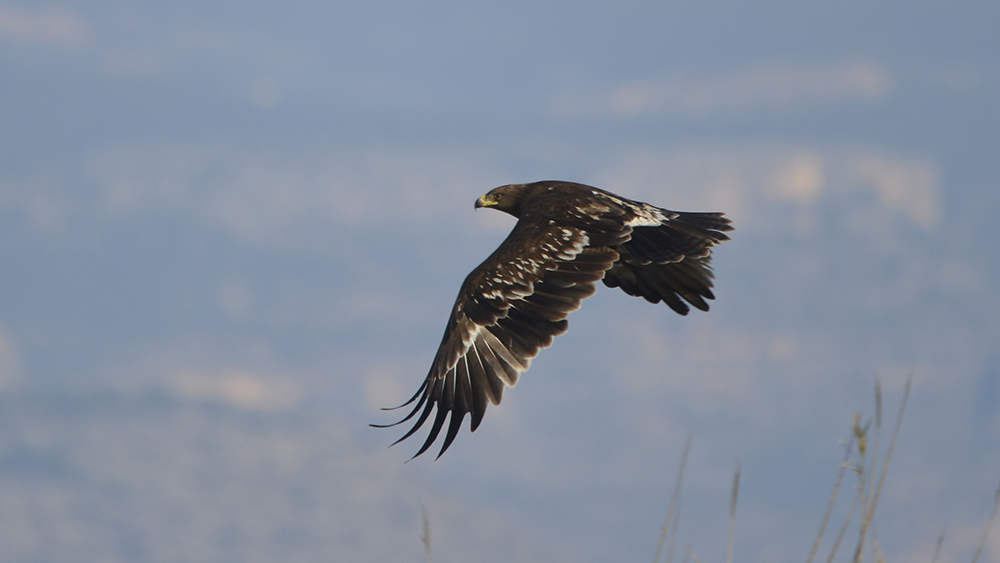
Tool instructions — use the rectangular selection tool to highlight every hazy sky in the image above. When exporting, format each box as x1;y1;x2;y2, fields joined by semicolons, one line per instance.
1;1;999;561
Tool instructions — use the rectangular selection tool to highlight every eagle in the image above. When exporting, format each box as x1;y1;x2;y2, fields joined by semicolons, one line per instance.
374;181;733;459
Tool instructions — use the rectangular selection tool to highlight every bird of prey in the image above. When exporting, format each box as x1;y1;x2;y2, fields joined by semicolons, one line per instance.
374;181;733;459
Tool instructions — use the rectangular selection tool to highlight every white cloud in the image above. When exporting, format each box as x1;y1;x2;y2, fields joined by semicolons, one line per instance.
85;144;211;215
846;153;941;228
97;48;175;78
0;173;93;234
94;17;302;81
552;61;890;120
769;152;824;206
218;279;254;321
82;143;507;246
166;368;303;412
364;362;409;413
0;392;579;561
597;144;941;233
0;5;90;49
50;141;940;251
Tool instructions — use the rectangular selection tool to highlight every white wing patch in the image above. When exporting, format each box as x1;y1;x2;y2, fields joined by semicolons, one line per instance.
556;228;588;258
624;202;677;227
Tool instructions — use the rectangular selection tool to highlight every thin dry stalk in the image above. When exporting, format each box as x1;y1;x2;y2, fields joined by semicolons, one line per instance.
869;380;883;513
655;435;692;563
930;529;946;563
727;464;741;563
419;500;432;563
853;377;911;563
807;435;857;563
666;497;682;563
970;475;1000;563
857;381;883;560
872;534;886;563
852;393;879;563
824;486;861;563
841;413;871;563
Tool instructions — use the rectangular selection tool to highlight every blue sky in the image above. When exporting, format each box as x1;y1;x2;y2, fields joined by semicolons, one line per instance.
1;1;999;561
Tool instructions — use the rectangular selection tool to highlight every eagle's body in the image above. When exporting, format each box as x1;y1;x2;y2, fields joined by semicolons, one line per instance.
375;181;733;459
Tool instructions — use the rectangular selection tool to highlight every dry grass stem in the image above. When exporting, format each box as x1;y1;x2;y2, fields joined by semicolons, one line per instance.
824;487;860;563
807;435;857;563
655;435;692;563
931;529;946;563
667;497;682;563
852;377;911;563
727;464;741;563
419;500;432;563
970;476;1000;563
872;535;886;563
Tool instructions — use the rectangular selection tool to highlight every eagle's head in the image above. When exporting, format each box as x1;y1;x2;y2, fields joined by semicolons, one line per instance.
475;184;529;217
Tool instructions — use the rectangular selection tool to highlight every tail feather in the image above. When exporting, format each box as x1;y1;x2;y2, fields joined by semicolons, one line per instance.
604;207;729;315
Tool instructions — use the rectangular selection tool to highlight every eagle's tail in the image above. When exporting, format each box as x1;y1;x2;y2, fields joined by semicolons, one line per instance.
602;210;732;315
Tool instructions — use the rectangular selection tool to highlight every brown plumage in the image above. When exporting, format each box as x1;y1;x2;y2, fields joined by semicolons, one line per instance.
373;181;733;459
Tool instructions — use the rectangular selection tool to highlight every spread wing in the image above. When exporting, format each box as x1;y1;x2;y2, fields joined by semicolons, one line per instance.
374;219;619;459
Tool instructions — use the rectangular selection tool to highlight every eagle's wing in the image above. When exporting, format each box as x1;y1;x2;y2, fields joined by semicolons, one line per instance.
604;210;733;315
374;219;620;459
